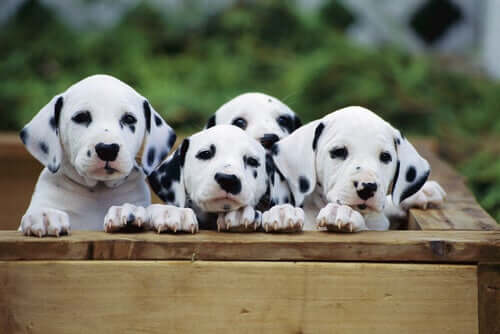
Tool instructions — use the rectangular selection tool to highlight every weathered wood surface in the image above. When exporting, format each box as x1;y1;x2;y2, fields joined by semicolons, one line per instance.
478;264;500;334
0;230;498;262
409;142;499;230
0;261;478;334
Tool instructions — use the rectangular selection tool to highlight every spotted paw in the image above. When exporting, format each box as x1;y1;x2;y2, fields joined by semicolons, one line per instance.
217;206;261;232
316;203;367;232
104;204;148;233
400;180;446;210
21;208;70;237
262;204;304;232
148;204;198;234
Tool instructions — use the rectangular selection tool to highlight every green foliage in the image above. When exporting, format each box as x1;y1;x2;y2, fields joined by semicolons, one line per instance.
0;0;498;221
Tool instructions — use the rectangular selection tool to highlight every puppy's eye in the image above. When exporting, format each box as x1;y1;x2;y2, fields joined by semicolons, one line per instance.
71;111;92;127
196;144;216;160
245;156;260;168
380;152;392;164
277;115;292;131
121;113;137;125
232;117;247;130
329;147;348;160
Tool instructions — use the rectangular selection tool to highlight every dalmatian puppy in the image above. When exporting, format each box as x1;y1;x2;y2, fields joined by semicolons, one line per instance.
144;125;295;233
271;106;446;232
205;92;304;232
19;74;176;237
205;92;302;149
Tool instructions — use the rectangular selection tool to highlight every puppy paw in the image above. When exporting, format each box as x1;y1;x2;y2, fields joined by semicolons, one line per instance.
104;204;148;233
262;204;304;232
400;181;446;210
316;203;367;232
21;208;70;237
217;206;261;232
148;204;198;234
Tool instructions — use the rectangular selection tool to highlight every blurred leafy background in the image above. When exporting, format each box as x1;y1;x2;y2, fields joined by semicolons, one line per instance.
0;0;498;221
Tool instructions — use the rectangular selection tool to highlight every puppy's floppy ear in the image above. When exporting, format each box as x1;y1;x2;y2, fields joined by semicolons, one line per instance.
390;128;430;206
20;95;64;173
271;120;322;207
148;138;189;207
141;100;177;175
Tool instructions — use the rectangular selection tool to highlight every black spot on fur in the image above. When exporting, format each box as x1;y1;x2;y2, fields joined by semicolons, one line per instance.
313;122;324;151
253;170;258;178
283;196;289;203
293;115;302;131
206;115;216;128
299;176;310;193
168;132;177;150
87;150;91;157
400;170;430;203
265;154;275;185
143;100;151;133
126;214;136;225
130;125;135;133
391;160;401;196
166;191;175;203
154;115;162;127
50;96;63;133
39;142;49;154
268;98;272;102
271;143;279;155
160;151;168;162
19;128;28;144
147;148;156;166
406;166;417;182
179;139;189;167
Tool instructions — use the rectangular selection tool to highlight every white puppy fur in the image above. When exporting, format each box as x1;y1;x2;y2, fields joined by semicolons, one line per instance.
145;125;275;233
19;74;176;236
205;92;304;232
271;106;446;232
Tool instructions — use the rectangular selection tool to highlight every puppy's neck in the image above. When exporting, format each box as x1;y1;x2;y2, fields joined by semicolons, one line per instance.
59;160;143;189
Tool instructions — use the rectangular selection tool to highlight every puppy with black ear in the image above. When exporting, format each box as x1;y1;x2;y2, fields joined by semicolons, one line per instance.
145;125;303;232
19;74;176;237
271;106;446;232
206;92;305;232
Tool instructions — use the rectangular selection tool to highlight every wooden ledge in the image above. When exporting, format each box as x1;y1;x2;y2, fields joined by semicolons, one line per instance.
0;230;498;263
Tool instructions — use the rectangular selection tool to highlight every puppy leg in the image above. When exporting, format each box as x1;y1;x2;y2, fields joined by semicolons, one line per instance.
148;204;198;234
104;204;148;233
262;204;304;232
400;180;446;210
21;208;70;237
316;203;367;232
217;206;261;232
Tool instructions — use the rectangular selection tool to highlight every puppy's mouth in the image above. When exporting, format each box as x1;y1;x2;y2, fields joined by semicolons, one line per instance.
202;193;243;212
104;162;118;175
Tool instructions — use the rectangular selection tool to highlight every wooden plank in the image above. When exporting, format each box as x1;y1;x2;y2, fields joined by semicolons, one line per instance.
410;142;499;230
0;230;498;263
478;264;500;334
0;261;478;334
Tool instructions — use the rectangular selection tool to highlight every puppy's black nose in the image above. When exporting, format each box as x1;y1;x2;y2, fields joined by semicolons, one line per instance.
95;143;120;162
214;173;242;195
260;133;280;149
356;182;378;200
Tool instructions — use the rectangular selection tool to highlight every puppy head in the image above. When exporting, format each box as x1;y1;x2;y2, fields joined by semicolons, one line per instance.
149;125;269;213
205;93;301;150
272;106;430;212
20;74;176;186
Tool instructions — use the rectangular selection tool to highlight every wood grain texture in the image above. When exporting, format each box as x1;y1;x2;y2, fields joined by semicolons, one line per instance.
0;230;498;262
478;264;500;334
0;261;478;334
409;143;499;230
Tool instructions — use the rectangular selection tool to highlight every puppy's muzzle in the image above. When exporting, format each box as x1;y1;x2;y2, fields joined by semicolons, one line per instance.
260;133;280;149
95;143;120;162
354;181;378;200
214;173;242;195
